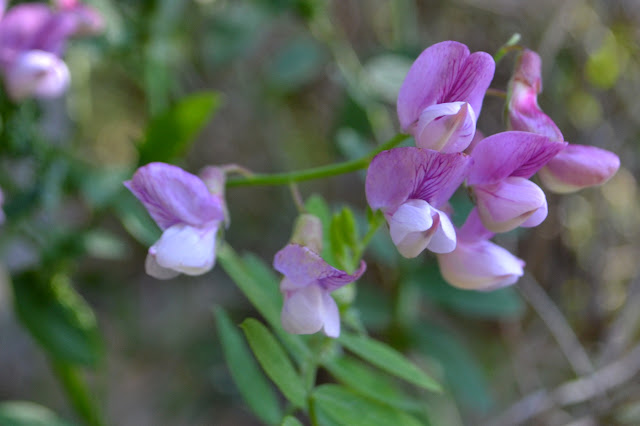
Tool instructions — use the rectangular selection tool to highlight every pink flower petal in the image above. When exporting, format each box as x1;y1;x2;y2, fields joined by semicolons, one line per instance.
538;144;620;193
366;147;472;212
397;41;494;132
437;239;525;291
274;244;365;292
468;131;566;185
124;162;225;230
474;177;547;233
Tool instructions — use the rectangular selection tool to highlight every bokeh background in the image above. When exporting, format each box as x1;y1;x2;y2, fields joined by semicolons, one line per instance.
1;0;639;425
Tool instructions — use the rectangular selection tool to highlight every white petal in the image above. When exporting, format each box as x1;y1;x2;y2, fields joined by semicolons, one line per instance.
414;101;477;153
145;252;180;280
426;209;457;253
280;285;325;335
320;291;341;338
152;223;218;276
388;199;435;258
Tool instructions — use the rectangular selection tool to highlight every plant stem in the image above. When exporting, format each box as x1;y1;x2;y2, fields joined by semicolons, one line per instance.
226;133;409;188
51;360;104;426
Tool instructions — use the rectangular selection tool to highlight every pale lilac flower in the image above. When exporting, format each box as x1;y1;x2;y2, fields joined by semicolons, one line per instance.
437;209;525;291
366;147;472;258
468;131;566;233
274;214;365;338
0;1;101;100
397;41;495;153
508;49;619;192
124;163;226;279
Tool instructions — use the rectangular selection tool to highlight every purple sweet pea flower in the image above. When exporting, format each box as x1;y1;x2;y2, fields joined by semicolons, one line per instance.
124;163;226;279
366;147;473;258
468;131;566;233
0;1;101;100
508;49;620;192
397;41;495;153
274;214;365;338
437;209;525;291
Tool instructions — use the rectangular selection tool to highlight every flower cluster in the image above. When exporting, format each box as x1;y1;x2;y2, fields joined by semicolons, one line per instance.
366;41;620;291
126;41;620;338
0;0;102;100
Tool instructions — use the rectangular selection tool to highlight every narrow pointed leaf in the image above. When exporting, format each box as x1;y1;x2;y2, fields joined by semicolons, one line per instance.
281;416;305;426
323;356;422;412
215;308;282;424
338;332;440;392
241;318;307;408
0;401;72;426
12;272;103;367
312;385;423;426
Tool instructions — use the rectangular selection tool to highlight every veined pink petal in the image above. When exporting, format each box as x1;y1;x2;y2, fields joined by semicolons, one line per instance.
397;41;494;132
124;162;225;230
468;131;566;185
474;177;547;233
366;147;472;212
414;101;477;153
437;239;525;291
4;50;69;100
150;222;218;276
538;144;620;193
511;49;542;92
274;244;365;292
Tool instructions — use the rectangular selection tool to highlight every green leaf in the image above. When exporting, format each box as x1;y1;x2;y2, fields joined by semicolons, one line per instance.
323;356;422;412
12;272;103;367
311;385;424;426
0;401;72;426
330;208;359;272
411;263;525;319
413;324;493;412
138;91;222;165
241;319;307;408
214;308;282;424
338;332;440;392
281;416;304;426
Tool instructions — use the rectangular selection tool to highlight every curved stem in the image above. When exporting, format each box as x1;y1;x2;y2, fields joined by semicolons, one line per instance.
226;133;410;188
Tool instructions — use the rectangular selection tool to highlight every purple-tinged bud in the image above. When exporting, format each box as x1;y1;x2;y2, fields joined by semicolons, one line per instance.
290;214;323;254
538;144;620;193
507;49;564;141
438;239;525;291
4;50;70;100
436;209;525;291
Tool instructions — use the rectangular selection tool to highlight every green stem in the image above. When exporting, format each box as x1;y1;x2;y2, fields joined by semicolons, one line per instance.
51;360;104;426
226;133;409;188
